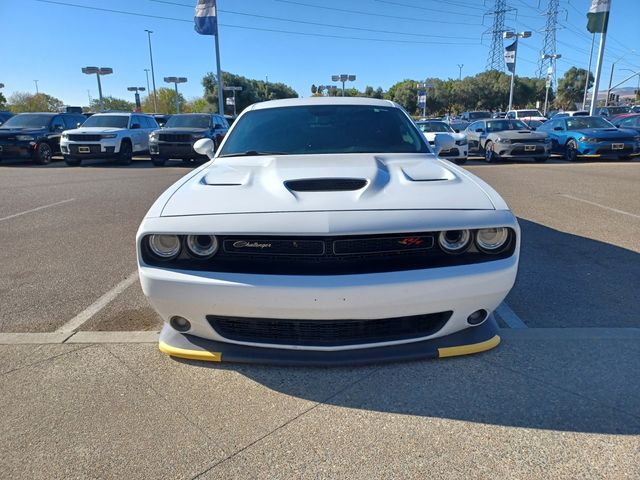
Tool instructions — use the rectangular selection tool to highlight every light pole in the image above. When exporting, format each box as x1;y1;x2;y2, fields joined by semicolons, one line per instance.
127;87;146;112
223;86;242;117
331;74;356;96
541;53;561;116
457;64;464;81
81;67;113;111
143;69;151;96
34;80;39;94
164;77;187;114
503;31;532;111
606;50;636;106
416;82;432;118
145;29;158;113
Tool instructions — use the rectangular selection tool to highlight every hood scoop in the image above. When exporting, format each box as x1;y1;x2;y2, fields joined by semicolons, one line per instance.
284;178;368;192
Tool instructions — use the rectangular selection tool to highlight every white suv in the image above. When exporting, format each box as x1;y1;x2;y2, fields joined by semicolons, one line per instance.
505;109;547;124
60;113;158;166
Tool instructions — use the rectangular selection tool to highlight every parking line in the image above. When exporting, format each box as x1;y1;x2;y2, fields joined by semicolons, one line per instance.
55;271;139;334
560;194;640;220
496;303;528;329
0;198;75;222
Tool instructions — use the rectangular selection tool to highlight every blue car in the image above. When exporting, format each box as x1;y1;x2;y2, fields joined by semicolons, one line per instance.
537;116;640;161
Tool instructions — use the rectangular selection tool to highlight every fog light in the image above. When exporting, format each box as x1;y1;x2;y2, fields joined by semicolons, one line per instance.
170;316;191;332
467;309;488;325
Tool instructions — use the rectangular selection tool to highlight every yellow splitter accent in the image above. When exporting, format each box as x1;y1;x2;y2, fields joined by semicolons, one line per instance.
438;334;501;358
159;341;222;362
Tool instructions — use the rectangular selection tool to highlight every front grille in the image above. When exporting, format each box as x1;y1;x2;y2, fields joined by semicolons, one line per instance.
159;133;191;142
69;144;101;154
285;178;367;192
68;134;102;141
207;311;453;346
0;135;17;141
439;148;461;157
507;146;545;155
596;146;633;155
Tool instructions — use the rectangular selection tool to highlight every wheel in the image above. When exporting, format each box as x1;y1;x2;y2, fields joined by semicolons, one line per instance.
34;143;52;165
117;140;133;165
454;157;467;165
64;156;81;166
534;156;549;163
151;156;167;167
484;141;496;163
564;139;578;162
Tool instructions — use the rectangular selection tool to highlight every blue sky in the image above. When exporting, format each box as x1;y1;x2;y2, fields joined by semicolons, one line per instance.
0;0;638;108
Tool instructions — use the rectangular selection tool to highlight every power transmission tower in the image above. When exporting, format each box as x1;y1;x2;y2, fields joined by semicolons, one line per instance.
484;0;516;72
537;0;560;78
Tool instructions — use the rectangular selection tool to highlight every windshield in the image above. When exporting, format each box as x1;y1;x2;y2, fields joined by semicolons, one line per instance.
81;115;129;128
566;117;615;130
219;105;429;156
485;119;530;132
519;110;543;117
417;121;454;133
468;111;491;120
0;114;53;129
165;114;210;128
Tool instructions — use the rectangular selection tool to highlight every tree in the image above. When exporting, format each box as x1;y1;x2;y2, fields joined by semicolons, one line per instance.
556;67;593;110
0;91;6;109
141;88;186;114
310;84;318;95
8;92;64;112
385;79;418;114
185;97;211;113
90;96;134;112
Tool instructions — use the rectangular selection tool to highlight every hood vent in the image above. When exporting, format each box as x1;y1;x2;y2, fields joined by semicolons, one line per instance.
285;178;368;192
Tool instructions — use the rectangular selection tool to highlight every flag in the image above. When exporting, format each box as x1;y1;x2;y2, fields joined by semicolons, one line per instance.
504;41;517;73
194;0;217;35
587;0;610;33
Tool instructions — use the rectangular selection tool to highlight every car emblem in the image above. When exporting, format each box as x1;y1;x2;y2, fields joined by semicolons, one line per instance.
232;240;272;249
398;237;424;247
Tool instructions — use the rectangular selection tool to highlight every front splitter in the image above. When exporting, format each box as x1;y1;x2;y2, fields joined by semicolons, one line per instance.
158;317;500;366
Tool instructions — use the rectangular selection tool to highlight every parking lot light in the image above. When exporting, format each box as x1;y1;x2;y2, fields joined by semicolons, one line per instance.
164;77;187;114
331;74;356;96
127;86;146;112
541;53;562;116
82;67;113;112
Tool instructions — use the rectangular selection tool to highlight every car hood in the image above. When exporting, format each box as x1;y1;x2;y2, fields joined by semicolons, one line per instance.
157;127;208;134
572;128;636;139
520;116;547;122
63;127;125;134
0;127;46;135
422;132;466;142
159;153;497;217
489;130;547;140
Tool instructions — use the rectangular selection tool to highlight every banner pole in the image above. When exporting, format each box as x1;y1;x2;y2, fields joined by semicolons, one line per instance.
214;33;224;116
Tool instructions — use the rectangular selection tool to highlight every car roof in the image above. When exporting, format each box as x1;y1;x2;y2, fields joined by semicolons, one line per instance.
13;112;57;116
91;112;154;117
248;97;397;111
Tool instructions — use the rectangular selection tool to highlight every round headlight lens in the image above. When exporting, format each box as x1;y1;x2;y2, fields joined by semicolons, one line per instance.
476;228;509;252
438;230;471;253
186;234;218;258
148;234;181;259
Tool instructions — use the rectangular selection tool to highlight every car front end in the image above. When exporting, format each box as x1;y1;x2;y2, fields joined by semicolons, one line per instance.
489;133;551;159
0;129;46;160
149;128;210;160
60;128;124;158
573;130;640;159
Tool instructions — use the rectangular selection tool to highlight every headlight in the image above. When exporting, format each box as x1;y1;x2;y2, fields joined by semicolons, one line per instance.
186;234;218;258
16;135;35;141
438;230;471;253
149;132;158;141
476;228;510;253
495;137;510;144
579;137;597;143
192;133;206;140
148;234;181;259
61;133;68;139
101;134;117;139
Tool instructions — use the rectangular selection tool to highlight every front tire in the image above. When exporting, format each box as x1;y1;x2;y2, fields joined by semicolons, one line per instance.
565;139;579;162
454;157;467;165
484;141;496;163
151;156;167;167
34;143;52;165
64;156;81;166
117;140;133;165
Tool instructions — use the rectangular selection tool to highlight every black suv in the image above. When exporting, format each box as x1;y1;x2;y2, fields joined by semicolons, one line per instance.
0;111;14;126
0;112;86;164
148;113;229;166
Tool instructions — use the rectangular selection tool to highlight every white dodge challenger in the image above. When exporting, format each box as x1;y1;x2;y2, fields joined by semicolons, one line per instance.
137;97;520;365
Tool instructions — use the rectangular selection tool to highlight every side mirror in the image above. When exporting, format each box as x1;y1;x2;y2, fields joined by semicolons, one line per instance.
53;125;65;132
193;138;216;160
475;128;484;133
76;122;83;128
433;133;455;157
214;123;223;129
553;126;563;131
131;123;141;129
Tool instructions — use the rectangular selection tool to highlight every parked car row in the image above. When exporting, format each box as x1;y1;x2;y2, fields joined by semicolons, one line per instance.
0;111;231;166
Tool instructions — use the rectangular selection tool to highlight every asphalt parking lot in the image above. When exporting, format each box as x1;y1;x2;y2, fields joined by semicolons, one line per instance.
1;155;639;479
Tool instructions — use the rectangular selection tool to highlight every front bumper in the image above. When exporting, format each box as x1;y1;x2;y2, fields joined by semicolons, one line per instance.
158;317;501;366
577;141;639;158
494;142;550;158
149;141;205;159
60;139;120;158
0;140;37;159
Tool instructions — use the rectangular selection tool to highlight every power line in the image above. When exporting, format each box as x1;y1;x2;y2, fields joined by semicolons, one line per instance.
374;0;477;18
485;0;516;71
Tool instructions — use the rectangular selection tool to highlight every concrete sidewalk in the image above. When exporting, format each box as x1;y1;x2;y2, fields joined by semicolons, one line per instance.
1;328;639;480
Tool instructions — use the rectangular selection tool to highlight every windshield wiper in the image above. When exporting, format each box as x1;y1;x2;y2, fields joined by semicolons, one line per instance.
218;151;288;157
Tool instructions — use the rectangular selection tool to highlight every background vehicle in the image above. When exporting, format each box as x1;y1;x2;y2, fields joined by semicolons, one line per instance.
149;113;229;166
60;113;158;166
0;111;14;126
465;118;550;163
153;114;171;128
552;111;589;118
416;120;468;164
537;116;639;161
611;113;640;134
506;109;547;124
0;112;86;164
596;106;630;117
461;111;491;122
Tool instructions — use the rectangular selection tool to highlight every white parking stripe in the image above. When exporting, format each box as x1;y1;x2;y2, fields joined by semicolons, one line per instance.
560;194;640;220
496;303;528;329
55;271;139;334
0;198;75;222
